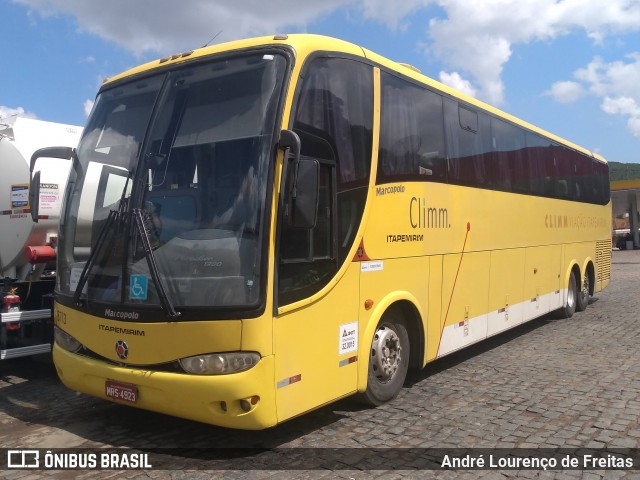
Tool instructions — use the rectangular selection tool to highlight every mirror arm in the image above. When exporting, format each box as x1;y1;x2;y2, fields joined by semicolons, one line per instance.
30;146;74;174
279;129;301;198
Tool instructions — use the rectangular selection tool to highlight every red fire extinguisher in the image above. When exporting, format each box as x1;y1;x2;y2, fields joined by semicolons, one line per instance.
2;288;21;331
2;288;20;313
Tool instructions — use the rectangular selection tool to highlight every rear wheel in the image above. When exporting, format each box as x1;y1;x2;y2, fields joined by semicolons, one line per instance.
576;271;590;312
556;271;578;319
360;314;410;406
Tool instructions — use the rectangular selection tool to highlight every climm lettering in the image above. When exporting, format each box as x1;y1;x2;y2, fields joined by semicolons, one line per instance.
545;214;606;229
409;197;450;229
545;214;568;228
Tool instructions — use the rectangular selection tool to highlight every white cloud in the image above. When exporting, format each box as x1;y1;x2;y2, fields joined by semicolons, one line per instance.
601;96;640;117
424;0;640;105
552;54;640;137
358;0;430;31
545;81;585;104
439;71;477;98
575;54;640;99
13;0;350;56
0;106;38;124
83;99;95;118
604;95;640;137
627;116;640;137
12;0;640;108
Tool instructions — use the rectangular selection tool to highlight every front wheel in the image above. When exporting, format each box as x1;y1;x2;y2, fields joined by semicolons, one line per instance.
359;315;410;406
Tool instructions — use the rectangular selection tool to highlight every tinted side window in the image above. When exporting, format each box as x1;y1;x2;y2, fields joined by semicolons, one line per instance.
377;73;446;183
524;133;555;197
571;148;594;202
293;58;372;189
489;118;526;192
593;160;610;205
279;57;373;306
444;99;492;187
555;146;580;200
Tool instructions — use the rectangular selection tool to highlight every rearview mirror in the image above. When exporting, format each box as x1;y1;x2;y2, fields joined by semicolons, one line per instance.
29;170;41;223
279;129;319;229
29;146;76;223
289;158;319;229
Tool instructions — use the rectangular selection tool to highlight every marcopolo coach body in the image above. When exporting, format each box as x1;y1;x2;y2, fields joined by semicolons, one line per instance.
49;34;611;429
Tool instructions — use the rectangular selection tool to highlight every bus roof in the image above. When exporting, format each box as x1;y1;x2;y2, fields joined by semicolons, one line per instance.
103;33;606;164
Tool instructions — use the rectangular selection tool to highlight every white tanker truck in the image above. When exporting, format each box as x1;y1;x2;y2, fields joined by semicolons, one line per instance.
0;117;82;359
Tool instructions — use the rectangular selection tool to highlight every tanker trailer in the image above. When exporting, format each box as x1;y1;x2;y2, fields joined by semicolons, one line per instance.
0;117;82;359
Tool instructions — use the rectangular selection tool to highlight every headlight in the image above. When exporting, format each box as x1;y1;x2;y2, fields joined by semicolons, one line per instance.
54;326;82;353
179;352;260;375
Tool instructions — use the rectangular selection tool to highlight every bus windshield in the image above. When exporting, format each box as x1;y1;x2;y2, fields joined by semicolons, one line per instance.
57;52;288;316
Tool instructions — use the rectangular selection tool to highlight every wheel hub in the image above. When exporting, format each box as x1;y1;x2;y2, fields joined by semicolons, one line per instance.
371;326;402;382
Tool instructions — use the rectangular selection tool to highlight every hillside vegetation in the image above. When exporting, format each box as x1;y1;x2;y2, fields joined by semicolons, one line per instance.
609;161;640;182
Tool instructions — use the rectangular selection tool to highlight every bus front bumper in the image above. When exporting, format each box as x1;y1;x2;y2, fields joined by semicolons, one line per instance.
53;344;277;430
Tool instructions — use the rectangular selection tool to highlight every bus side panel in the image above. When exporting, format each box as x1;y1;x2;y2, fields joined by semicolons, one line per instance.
358;255;430;369
523;245;563;321
548;245;564;312
549;245;565;312
437;251;490;357
426;255;443;363
487;248;525;336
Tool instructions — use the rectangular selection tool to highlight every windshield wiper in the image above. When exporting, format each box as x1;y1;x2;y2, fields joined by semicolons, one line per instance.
133;208;180;318
73;200;126;306
73;174;132;305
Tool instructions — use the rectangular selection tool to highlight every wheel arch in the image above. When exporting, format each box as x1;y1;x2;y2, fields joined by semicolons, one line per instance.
357;294;424;393
562;261;581;304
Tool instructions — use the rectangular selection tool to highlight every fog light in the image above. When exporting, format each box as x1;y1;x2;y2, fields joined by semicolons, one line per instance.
240;399;251;412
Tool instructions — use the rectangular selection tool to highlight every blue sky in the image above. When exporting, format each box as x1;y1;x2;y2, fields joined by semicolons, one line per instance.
3;0;640;163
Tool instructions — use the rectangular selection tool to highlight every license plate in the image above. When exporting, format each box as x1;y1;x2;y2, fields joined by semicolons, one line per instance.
105;380;138;403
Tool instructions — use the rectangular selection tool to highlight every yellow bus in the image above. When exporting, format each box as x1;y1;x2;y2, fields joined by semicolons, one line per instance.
39;34;611;430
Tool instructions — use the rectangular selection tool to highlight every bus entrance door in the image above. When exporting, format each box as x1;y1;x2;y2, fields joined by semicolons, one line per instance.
273;264;360;423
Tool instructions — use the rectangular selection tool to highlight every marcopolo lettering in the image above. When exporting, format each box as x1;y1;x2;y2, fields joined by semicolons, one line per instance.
103;309;140;321
376;185;405;196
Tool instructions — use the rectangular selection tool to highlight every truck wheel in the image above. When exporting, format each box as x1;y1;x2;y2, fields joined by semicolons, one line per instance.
575;271;590;312
556;271;578;319
360;314;409;406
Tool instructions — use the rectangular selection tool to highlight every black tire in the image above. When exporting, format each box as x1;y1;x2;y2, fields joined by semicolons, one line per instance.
556;271;578;319
359;315;410;406
575;270;590;312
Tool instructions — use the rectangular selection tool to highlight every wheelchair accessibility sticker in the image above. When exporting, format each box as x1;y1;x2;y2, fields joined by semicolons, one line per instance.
129;274;148;301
